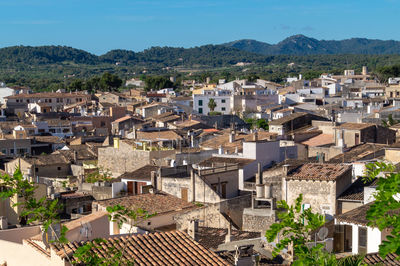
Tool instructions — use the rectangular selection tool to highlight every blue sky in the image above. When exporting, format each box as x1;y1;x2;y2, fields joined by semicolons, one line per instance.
0;0;399;55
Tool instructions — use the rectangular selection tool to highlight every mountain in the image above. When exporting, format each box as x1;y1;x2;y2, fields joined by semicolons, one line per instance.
223;35;400;55
0;45;99;65
0;45;270;68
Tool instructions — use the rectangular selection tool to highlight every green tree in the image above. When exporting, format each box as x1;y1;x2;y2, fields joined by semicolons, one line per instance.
144;76;174;91
256;119;269;130
99;72;123;91
68;79;83;92
382;114;398;127
208;98;217;112
265;194;336;265
364;162;400;259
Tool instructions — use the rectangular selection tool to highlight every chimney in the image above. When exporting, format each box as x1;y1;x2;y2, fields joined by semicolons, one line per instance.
188;219;199;241
229;131;235;143
218;145;224;155
190;166;195;202
257;163;262;184
73;150;77;163
253;131;258;142
150;171;157;193
225;222;233;243
214;122;218;129
133;127;137;139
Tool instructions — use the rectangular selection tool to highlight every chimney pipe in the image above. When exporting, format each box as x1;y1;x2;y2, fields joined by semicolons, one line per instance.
257;163;262;184
190;166;195;202
73;150;77;163
150;171;157;193
253;131;258;142
229;131;235;143
188;219;199;241
225;222;233;243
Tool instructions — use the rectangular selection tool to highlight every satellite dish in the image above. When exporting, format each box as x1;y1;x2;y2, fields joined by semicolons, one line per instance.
79;222;92;240
317;227;328;241
42;223;61;248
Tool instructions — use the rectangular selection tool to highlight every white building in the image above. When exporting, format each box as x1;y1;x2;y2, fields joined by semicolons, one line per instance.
0;87;14;104
192;88;231;115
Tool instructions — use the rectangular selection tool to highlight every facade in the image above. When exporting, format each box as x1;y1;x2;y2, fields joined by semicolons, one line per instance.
193;88;231;115
5;92;91;112
283;163;352;219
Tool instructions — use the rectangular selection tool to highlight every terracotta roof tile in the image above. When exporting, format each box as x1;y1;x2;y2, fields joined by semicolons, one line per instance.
363;252;400;265
338;177;378;201
52;231;230;265
117;165;158;181
301;134;334;147
6;92;89;99
96;192;196;216
268;112;307;126
199;157;255;168
287;163;351;181
336;201;400;227
335;123;375;130
196;227;260;250
200;131;277;153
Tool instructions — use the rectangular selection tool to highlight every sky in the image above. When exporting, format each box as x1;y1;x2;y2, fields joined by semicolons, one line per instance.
0;0;399;55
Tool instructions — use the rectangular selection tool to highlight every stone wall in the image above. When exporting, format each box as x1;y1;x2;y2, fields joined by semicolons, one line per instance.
242;208;276;233
175;204;230;231
175;194;252;231
98;141;175;176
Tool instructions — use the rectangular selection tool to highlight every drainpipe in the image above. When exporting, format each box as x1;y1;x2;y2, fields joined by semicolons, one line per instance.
190;166;195;202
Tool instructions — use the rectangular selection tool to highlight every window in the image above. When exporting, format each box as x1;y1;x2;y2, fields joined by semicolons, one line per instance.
358;227;367;254
49;99;52;103
26;99;30;103
57;167;61;171
35;167;39;173
1;149;6;155
221;99;226;103
198;108;203;114
10;149;14;155
221;107;226;111
100;121;106;127
198;100;203;106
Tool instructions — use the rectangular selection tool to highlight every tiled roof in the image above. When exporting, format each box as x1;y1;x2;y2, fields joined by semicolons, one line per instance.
338;177;378;201
363;252;400;265
136;130;183;141
335;122;375;130
200;131;277;153
96;191;196;216
6;92;89;99
53;144;97;161
113;115;133;123
268;112;307;126
329;143;386;163
301;134;334;147
44;119;71;127
196;227;260;250
287;163;351;181
32;135;65;144
53;231;229;265
118;165;158;181
22;154;70;166
335;202;373;226
199;157;255;168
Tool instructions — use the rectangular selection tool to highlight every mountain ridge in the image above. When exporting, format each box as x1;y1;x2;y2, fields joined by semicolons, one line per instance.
223;34;400;55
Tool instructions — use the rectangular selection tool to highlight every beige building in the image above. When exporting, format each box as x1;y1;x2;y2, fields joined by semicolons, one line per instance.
282;163;352;219
5;92;91;112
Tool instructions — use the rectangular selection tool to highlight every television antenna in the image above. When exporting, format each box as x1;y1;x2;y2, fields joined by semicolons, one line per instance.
79;222;92;240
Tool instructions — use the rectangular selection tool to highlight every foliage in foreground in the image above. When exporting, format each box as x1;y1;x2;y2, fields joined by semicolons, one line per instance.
364;162;400;259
